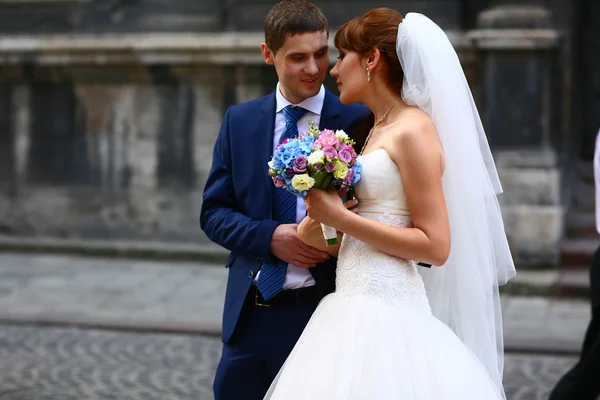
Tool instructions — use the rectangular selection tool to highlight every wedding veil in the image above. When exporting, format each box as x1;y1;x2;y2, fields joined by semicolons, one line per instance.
396;13;517;396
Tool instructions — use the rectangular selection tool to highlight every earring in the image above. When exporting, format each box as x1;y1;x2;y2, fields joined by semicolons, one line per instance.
367;67;371;82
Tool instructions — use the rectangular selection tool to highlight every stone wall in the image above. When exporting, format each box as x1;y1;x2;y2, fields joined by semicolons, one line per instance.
0;0;469;244
0;29;470;242
0;0;463;34
0;0;574;268
0;62;226;241
0;0;223;34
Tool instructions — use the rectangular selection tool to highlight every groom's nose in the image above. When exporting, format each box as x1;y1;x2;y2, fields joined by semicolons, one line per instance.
305;58;319;75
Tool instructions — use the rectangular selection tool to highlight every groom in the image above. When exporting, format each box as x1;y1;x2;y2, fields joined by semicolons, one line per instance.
200;1;369;399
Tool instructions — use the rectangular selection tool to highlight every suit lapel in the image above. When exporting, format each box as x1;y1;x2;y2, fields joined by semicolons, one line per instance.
260;92;277;207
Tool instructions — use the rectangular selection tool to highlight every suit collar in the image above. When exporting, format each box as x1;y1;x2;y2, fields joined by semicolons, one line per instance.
275;83;325;115
261;91;277;114
319;88;342;130
261;87;339;118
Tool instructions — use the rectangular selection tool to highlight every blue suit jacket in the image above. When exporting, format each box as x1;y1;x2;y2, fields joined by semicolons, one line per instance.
200;88;370;343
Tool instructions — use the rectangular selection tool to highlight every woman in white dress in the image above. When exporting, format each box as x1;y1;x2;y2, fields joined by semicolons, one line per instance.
264;9;516;400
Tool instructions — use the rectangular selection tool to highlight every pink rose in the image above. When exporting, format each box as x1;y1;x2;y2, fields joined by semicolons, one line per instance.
347;145;357;158
293;155;308;173
317;133;338;148
338;149;352;164
323;146;338;160
273;176;285;188
344;169;355;185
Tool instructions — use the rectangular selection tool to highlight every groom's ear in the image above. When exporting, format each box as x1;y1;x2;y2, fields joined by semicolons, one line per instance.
261;43;275;66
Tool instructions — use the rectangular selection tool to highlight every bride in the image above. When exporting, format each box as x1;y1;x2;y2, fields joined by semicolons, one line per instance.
264;9;516;400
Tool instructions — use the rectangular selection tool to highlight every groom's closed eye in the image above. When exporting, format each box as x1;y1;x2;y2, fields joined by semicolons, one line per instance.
289;53;306;61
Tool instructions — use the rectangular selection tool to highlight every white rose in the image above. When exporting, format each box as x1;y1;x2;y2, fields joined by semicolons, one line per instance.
335;130;348;140
307;150;325;165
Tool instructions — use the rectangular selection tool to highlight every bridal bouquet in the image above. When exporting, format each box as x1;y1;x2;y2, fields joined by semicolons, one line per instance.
268;120;362;246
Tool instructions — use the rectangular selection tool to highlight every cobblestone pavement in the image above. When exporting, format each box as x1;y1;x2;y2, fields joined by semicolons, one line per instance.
0;324;218;400
0;324;580;400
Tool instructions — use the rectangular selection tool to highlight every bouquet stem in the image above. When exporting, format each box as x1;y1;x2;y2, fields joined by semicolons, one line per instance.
321;223;338;246
312;171;337;247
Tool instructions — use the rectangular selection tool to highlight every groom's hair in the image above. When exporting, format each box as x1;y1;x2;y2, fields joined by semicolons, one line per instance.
265;0;328;55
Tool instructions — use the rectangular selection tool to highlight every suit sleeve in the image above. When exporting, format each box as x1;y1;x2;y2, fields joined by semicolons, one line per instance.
595;129;600;235
200;107;280;259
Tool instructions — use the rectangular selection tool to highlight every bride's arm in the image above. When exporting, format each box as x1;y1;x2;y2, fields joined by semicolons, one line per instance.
305;118;450;266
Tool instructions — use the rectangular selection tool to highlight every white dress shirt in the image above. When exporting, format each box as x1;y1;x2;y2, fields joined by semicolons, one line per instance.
256;83;325;289
594;129;600;234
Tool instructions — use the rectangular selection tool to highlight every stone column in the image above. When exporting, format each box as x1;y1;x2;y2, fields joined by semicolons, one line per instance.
235;65;265;104
27;81;89;186
469;4;562;267
0;84;15;195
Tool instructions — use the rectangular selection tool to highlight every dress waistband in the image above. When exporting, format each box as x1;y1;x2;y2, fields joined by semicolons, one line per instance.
357;200;412;217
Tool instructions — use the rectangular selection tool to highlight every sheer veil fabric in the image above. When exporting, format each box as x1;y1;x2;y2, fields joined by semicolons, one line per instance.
397;12;517;396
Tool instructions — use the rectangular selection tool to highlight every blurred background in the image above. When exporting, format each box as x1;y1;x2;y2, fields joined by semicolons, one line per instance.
0;0;598;399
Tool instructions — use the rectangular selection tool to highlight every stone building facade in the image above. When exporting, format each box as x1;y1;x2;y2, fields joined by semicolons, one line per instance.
0;0;598;269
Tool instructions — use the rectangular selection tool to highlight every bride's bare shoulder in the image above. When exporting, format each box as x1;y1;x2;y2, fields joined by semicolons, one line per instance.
389;107;437;146
397;106;434;131
386;107;441;164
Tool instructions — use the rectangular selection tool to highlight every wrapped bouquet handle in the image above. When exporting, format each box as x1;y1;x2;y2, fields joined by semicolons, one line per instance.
297;215;341;256
320;223;338;246
309;170;338;246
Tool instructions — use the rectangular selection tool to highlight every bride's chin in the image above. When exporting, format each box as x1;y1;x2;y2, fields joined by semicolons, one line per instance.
338;92;354;105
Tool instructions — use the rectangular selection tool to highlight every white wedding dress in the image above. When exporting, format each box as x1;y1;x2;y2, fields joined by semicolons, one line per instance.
264;148;504;399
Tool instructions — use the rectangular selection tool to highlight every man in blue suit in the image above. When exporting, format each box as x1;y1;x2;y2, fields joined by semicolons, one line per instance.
200;1;369;399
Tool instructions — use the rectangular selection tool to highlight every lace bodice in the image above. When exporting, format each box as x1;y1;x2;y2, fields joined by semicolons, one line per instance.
336;148;431;313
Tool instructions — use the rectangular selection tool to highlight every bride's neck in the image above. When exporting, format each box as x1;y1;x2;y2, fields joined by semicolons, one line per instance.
362;84;403;123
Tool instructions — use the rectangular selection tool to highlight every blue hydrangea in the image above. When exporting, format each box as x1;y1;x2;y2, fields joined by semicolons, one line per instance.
278;141;303;169
299;135;315;154
351;162;362;185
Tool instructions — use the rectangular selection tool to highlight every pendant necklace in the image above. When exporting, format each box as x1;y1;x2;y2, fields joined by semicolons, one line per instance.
359;95;402;156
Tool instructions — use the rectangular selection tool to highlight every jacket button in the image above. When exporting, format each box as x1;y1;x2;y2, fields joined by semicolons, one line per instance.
248;270;255;278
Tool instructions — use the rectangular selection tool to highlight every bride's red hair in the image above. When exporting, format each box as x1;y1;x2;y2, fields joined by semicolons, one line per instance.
334;8;405;95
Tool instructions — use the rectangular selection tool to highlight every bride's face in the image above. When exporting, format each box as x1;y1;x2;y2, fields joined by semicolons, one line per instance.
330;49;367;104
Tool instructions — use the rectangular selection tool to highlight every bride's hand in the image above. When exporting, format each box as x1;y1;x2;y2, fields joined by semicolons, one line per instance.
305;187;357;228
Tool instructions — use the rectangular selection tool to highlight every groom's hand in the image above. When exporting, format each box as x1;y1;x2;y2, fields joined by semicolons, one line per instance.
269;224;331;268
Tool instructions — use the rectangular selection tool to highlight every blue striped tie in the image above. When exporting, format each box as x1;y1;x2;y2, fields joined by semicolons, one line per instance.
257;105;308;300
